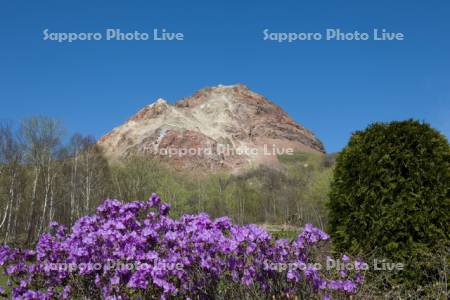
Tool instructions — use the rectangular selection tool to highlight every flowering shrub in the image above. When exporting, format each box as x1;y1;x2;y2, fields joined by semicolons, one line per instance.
0;194;364;299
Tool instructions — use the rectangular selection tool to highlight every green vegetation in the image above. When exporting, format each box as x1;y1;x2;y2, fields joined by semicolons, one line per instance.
328;119;450;286
110;150;335;228
1;116;448;298
0;271;10;296
0;116;335;246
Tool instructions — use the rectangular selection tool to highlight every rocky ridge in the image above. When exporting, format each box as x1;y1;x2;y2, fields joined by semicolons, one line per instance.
98;84;324;171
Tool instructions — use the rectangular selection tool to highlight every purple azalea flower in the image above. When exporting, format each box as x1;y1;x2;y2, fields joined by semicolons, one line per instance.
0;193;364;299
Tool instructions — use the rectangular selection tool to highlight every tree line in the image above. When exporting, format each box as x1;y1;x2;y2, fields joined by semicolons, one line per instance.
0;116;334;246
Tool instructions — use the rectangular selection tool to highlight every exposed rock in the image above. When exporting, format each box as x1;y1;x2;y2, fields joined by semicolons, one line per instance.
98;84;324;171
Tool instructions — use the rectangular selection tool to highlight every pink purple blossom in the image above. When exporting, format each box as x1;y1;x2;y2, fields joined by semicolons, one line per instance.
0;194;364;299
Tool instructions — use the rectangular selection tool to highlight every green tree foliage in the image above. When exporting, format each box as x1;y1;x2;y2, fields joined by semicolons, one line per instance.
0;116;336;246
328;119;450;285
108;152;335;228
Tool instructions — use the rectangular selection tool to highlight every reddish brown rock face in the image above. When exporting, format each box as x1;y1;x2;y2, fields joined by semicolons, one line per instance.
98;84;324;172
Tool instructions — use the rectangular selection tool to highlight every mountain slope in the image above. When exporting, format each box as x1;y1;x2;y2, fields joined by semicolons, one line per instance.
98;84;324;171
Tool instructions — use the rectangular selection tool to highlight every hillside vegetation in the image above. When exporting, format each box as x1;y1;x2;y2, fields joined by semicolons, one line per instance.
0;117;448;299
0;117;333;246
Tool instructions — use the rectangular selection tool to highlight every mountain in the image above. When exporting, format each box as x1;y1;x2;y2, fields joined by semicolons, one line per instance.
98;84;324;171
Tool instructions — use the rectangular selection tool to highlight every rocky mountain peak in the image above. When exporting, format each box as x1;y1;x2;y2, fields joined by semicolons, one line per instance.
98;85;324;172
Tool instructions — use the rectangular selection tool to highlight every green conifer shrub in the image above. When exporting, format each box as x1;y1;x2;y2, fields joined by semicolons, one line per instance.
328;120;450;285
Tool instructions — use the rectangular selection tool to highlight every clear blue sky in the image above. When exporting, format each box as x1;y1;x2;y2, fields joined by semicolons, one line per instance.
0;0;449;152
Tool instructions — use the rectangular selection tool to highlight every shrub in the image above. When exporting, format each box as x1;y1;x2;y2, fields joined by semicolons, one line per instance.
0;195;364;299
328;119;450;285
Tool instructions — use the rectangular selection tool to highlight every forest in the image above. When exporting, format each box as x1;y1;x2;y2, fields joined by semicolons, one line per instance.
0;116;334;246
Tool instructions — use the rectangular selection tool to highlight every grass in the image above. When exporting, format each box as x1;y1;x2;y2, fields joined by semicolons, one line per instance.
0;270;10;296
262;224;301;240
